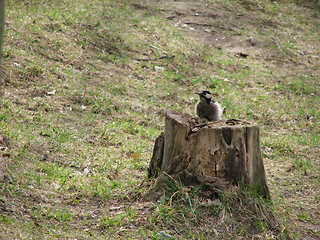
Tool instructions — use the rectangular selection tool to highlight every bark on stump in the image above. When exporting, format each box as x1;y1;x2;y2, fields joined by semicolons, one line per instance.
148;110;269;198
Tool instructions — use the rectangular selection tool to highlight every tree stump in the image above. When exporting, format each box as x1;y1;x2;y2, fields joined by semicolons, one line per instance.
148;110;269;198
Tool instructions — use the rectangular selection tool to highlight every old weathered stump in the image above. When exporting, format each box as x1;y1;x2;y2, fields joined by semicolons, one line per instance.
148;110;269;198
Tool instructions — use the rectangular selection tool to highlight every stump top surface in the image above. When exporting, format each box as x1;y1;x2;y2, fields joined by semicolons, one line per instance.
166;110;193;125
205;118;255;128
166;110;257;128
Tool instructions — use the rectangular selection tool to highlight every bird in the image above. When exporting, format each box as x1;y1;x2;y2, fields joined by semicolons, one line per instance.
196;90;223;121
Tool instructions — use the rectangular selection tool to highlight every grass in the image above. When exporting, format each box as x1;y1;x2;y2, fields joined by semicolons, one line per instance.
1;0;320;239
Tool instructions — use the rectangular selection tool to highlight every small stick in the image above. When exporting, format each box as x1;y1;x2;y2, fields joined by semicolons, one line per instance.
133;55;175;61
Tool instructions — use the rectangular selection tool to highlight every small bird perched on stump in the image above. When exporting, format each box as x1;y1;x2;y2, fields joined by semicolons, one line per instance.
196;90;223;121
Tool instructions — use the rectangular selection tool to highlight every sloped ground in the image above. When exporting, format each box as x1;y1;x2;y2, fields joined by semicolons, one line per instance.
0;0;319;239
134;0;320;237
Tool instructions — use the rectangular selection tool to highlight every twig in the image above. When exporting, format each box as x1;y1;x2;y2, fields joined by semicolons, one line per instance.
132;55;175;61
184;22;214;27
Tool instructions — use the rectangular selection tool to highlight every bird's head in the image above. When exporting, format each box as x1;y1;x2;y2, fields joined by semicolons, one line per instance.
196;90;213;104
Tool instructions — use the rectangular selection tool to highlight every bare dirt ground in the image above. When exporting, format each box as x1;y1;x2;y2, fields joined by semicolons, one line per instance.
134;0;318;74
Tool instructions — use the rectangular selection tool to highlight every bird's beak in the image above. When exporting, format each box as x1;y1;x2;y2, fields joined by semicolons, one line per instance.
195;92;202;95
